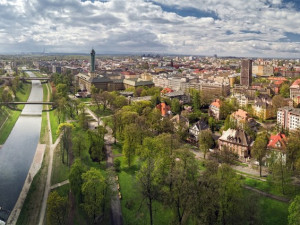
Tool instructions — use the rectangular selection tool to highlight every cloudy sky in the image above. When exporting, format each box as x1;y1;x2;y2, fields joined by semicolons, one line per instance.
0;0;300;57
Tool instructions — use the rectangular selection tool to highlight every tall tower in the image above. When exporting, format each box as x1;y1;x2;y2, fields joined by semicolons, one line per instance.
240;59;252;86
90;49;96;77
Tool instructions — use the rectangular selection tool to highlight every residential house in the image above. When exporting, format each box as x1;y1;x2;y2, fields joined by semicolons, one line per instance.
189;120;209;142
209;99;221;120
230;109;257;128
218;128;253;160
267;133;287;164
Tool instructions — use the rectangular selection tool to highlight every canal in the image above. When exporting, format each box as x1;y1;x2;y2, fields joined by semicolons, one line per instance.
0;71;43;222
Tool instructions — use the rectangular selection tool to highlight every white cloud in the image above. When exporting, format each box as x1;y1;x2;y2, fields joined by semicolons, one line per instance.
0;0;299;57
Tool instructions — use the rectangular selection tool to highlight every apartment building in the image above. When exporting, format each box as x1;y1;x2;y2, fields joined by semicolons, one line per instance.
277;107;300;131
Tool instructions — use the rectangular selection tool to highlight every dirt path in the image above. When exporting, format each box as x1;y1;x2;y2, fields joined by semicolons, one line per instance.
243;185;290;202
50;180;70;190
86;108;123;225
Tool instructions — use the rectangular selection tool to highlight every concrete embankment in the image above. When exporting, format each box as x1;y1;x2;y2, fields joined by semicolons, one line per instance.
6;144;46;225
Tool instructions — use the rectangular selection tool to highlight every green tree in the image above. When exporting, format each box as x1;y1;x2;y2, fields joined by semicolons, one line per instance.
280;83;290;98
88;126;106;162
69;159;86;201
268;152;292;195
171;98;181;114
57;123;74;166
46;191;67;225
137;138;160;225
81;168;107;223
286;130;300;172
198;130;215;159
122;124;141;166
252;132;269;177
288;195;300;225
192;90;201;110
272;95;286;111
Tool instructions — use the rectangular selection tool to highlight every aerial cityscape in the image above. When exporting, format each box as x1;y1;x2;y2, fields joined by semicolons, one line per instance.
0;0;300;225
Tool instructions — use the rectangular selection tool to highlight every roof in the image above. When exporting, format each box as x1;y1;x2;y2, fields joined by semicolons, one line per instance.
171;114;189;125
89;76;113;83
161;88;173;94
219;128;251;146
267;133;287;150
164;90;185;97
231;109;249;121
210;99;221;108
290;79;300;89
192;120;209;131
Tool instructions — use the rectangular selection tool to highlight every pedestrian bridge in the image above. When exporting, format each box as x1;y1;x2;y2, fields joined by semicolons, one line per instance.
6;102;54;105
0;76;50;81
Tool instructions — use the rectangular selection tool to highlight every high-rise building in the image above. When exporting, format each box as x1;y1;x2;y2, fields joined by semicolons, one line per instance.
240;59;252;86
90;49;95;73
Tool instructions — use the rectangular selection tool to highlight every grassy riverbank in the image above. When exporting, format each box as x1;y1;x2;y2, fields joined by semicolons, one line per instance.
0;83;31;144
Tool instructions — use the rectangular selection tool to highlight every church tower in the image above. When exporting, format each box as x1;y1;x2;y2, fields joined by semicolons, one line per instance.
90;49;96;78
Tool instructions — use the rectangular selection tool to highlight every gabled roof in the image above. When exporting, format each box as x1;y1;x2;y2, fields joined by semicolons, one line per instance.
219;128;251;146
191;120;209;131
267;133;287;150
290;79;300;89
231;109;248;121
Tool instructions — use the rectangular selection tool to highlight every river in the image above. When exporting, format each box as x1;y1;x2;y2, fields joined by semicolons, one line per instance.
0;71;43;222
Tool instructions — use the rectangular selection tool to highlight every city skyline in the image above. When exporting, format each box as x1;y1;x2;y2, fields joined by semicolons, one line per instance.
1;0;300;57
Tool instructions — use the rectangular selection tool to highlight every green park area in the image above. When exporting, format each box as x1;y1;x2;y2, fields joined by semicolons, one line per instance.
0;83;31;144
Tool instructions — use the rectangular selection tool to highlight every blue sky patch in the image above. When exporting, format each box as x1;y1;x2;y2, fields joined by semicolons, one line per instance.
149;1;219;19
280;32;300;42
240;30;262;34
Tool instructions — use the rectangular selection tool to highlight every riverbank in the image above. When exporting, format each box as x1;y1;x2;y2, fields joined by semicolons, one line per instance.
0;83;32;144
6;144;46;225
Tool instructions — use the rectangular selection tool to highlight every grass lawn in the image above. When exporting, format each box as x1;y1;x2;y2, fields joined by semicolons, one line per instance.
244;189;289;225
49;109;60;143
51;144;70;185
0;83;31;144
242;176;300;198
117;155;175;225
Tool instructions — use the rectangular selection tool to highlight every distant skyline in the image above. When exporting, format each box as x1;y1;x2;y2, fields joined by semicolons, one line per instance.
1;0;300;57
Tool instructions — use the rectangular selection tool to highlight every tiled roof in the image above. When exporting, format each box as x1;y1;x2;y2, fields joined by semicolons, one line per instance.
219;128;251;146
291;79;300;88
267;133;287;149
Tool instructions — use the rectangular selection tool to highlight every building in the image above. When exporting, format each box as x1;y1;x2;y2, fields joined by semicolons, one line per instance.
252;65;273;76
218;128;253;160
290;79;300;106
277;107;300;131
209;99;221;120
252;94;274;120
163;90;190;104
231;109;250;127
240;59;252;86
189;120;209;142
267;133;287;164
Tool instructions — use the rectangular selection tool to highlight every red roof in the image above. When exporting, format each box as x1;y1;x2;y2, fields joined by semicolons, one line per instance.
210;99;221;108
161;88;173;94
267;133;287;149
292;79;300;86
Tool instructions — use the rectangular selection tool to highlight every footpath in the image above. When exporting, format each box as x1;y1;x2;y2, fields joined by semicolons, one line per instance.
86;108;124;225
